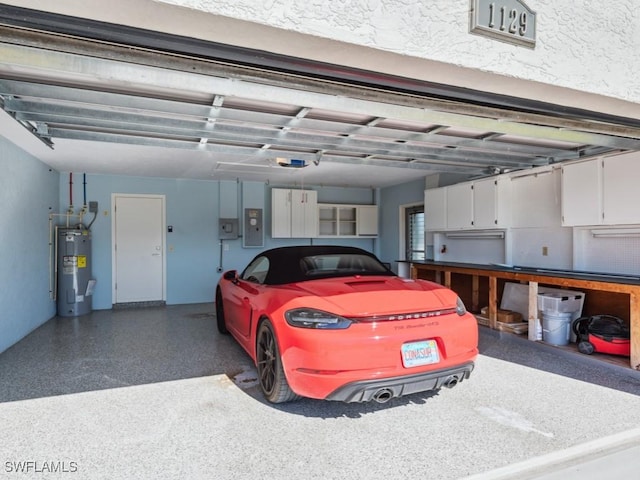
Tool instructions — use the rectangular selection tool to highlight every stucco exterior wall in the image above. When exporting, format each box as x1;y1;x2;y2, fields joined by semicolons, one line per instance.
159;0;640;105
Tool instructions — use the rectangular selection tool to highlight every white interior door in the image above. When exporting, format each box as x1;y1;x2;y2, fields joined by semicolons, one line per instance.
113;194;165;303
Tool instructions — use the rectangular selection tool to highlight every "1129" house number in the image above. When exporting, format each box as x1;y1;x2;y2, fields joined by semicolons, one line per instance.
469;0;537;48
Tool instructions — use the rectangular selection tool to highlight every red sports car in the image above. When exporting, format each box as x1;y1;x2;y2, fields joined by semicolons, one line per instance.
216;245;478;403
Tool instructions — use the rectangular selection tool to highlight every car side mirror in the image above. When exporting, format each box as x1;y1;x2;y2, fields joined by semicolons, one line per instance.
223;270;238;282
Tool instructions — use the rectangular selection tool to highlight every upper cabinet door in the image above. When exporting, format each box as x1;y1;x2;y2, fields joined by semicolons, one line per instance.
271;188;292;238
425;187;447;231
357;205;378;236
561;160;602;226
602;153;640;225
446;183;473;229
290;189;318;237
473;178;499;229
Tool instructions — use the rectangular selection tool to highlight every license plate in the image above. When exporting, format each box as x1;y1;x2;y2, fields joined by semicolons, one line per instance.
401;340;440;368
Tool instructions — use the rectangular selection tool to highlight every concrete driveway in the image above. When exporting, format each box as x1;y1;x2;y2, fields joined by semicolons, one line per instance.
1;304;639;479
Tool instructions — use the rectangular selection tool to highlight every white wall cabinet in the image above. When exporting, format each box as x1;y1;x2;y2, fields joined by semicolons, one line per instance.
473;177;511;229
446;183;473;229
562;160;602;226
425;187;447;231
602;153;640;225
271;188;318;238
318;204;378;237
562;152;640;226
426;178;510;231
271;188;291;238
356;205;378;236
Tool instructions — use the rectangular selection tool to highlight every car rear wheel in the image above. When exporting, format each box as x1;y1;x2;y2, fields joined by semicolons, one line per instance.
256;320;299;403
215;288;228;334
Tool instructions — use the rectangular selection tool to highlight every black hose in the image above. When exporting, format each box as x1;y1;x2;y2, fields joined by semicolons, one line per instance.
87;211;98;230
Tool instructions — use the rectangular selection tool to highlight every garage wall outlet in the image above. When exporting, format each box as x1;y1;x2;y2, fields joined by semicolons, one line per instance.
542;246;548;256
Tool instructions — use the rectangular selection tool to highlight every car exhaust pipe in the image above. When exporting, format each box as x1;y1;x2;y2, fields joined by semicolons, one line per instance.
371;388;394;404
443;376;459;388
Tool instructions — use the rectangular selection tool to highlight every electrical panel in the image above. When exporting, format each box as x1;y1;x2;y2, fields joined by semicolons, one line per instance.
243;208;263;247
219;218;239;240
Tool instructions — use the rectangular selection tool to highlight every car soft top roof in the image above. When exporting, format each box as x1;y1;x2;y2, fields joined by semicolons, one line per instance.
249;245;392;285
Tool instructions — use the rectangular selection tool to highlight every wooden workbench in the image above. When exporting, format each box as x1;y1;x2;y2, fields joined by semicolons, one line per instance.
410;261;640;370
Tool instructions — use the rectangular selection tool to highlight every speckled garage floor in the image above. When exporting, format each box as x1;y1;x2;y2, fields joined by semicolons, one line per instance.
1;303;639;480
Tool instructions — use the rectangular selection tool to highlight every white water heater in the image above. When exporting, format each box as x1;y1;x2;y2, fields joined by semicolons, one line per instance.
57;227;94;317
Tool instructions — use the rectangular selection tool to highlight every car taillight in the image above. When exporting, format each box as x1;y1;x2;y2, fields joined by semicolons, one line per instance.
285;308;352;329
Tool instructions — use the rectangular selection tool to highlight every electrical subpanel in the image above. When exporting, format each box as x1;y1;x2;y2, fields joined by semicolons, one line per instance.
219;218;239;240
243;208;263;247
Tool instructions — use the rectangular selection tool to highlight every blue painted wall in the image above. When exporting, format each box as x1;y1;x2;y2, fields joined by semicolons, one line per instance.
0;136;59;354
377;177;426;272
1;134;418;353
58;174;222;309
58;174;379;310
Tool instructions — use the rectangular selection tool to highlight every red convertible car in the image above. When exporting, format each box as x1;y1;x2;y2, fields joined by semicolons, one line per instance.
216;246;478;403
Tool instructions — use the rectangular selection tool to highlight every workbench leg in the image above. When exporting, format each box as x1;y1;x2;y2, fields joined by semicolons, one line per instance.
528;281;539;342
489;276;497;330
444;271;451;289
631;292;640;370
472;275;479;313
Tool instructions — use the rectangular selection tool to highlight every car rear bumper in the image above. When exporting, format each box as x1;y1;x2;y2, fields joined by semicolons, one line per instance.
324;362;474;403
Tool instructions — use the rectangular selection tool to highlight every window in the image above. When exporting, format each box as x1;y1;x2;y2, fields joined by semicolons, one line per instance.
301;254;389;277
406;205;425;260
241;256;269;284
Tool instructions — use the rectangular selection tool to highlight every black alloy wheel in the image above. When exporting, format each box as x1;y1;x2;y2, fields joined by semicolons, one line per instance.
256;320;298;403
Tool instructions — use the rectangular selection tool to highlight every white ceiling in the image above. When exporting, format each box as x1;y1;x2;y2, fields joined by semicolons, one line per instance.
1;5;640;188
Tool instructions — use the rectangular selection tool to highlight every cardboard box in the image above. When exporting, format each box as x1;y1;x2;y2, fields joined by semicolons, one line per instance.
480;306;523;324
497;322;528;334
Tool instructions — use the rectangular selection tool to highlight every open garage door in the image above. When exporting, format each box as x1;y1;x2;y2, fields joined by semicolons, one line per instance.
1;5;640;188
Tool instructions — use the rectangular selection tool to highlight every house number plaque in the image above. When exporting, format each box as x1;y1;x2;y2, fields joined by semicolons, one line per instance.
470;0;537;48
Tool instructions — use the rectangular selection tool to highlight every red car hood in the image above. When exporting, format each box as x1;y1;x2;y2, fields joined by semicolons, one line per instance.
287;276;457;317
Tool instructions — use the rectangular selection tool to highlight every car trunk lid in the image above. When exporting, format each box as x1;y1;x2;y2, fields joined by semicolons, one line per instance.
291;276;456;317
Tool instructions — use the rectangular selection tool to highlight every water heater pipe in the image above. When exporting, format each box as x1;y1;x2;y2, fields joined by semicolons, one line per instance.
83;173;87;208
69;172;73;209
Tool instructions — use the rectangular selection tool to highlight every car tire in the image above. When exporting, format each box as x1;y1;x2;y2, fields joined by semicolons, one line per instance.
256;320;299;403
215;288;229;334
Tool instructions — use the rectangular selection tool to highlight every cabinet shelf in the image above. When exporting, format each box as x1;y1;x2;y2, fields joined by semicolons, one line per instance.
317;204;377;238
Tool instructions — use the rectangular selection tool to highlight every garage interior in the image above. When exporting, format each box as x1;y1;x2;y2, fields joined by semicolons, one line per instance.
2;3;640;368
2;2;640;478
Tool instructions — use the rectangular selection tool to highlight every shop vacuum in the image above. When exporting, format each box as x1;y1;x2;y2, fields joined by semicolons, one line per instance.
572;315;630;356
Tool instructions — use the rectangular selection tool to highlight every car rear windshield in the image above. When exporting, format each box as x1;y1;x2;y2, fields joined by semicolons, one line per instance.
300;253;390;278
